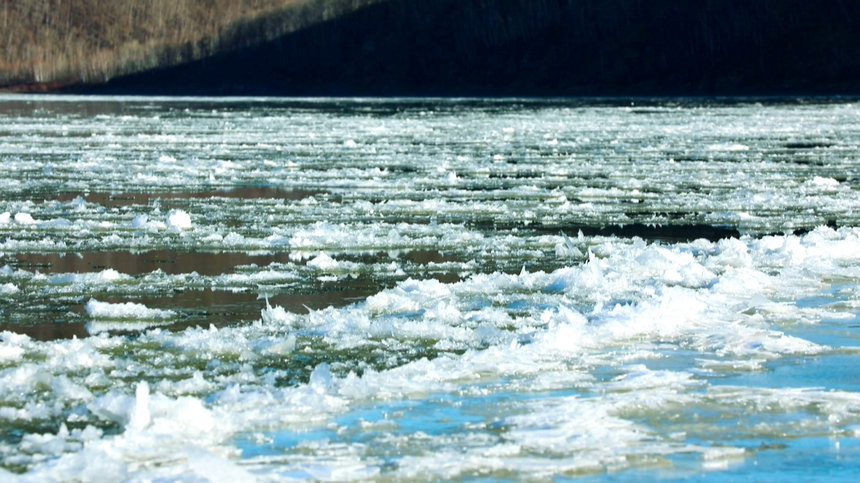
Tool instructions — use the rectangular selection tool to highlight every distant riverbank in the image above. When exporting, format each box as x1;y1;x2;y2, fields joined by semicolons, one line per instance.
0;0;383;92
4;0;860;96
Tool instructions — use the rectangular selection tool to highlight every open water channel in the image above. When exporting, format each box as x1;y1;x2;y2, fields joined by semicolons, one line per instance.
0;95;859;480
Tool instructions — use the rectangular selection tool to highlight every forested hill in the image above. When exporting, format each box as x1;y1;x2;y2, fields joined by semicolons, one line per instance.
0;0;384;91
4;0;860;96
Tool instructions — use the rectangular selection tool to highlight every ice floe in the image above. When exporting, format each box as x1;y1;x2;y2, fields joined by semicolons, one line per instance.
85;299;176;320
1;97;859;480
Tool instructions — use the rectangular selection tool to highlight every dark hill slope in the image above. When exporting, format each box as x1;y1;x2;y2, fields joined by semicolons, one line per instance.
73;0;860;96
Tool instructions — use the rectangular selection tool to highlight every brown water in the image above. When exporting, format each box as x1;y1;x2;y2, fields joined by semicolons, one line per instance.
0;283;381;340
0;321;89;341
9;248;463;276
10;250;294;275
1;244;464;341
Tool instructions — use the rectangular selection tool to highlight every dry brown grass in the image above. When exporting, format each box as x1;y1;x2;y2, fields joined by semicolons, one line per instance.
0;0;382;89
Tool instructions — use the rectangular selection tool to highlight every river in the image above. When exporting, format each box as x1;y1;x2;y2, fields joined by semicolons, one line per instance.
1;95;859;480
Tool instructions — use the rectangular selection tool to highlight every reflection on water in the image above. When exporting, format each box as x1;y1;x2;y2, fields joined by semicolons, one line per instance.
7;248;465;277
0;280;382;341
130;283;380;330
401;249;461;265
0;321;88;341
10;250;294;275
269;285;381;314
1;246;463;341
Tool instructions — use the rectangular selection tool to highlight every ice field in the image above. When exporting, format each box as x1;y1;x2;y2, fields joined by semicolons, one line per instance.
0;95;859;480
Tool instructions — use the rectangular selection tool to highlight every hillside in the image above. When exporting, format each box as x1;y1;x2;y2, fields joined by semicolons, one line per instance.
0;0;382;91
4;0;860;96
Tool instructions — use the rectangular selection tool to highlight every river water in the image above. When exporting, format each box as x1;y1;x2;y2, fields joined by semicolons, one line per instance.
1;95;859;480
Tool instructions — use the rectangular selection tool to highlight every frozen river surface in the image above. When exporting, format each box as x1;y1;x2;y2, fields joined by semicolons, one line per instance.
1;96;859;480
